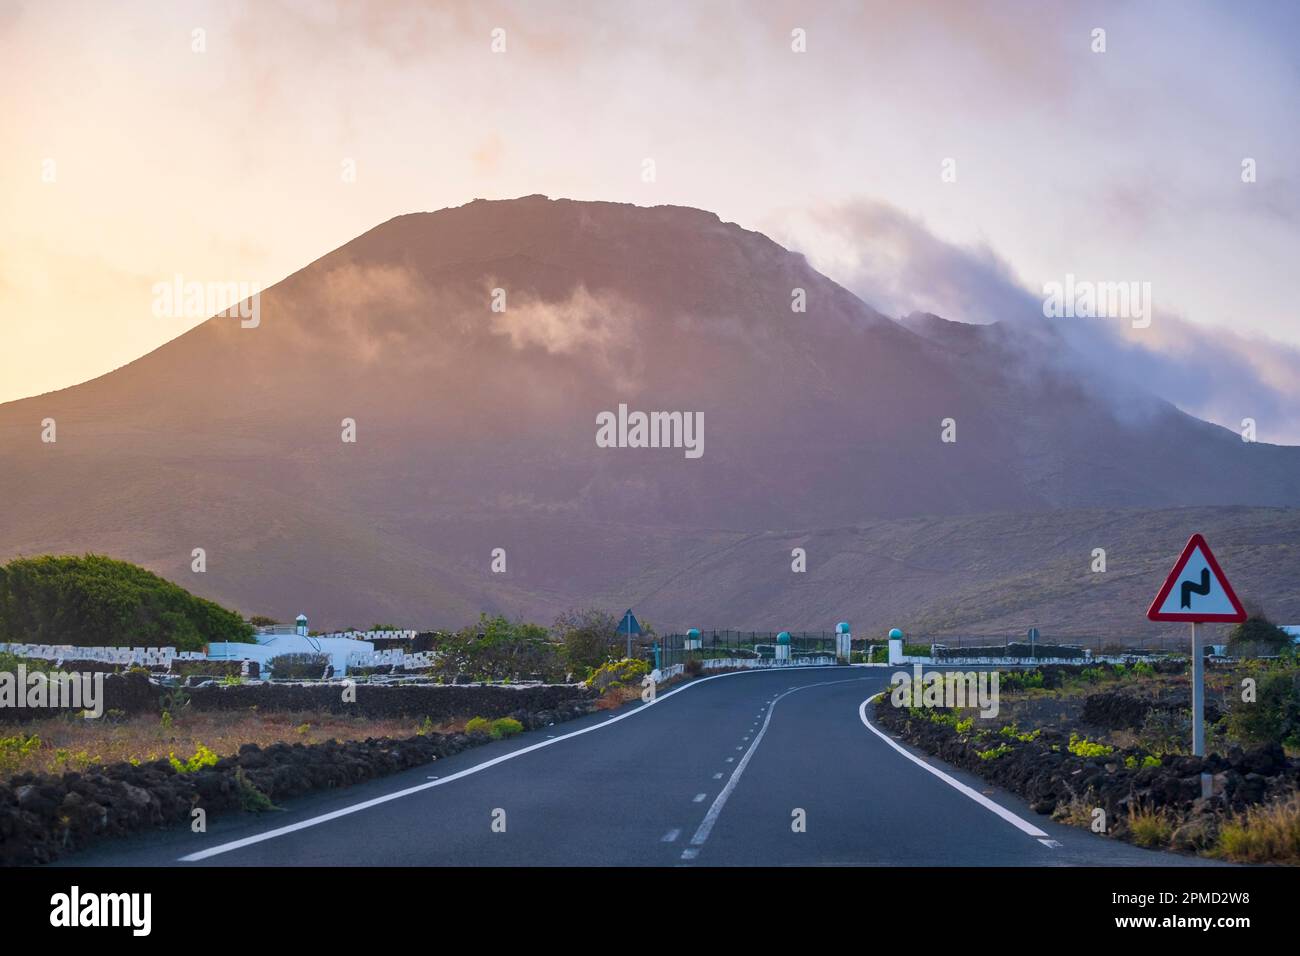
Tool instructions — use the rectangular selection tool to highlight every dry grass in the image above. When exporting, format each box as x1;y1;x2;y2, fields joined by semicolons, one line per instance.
1;709;452;777
595;685;642;710
1215;795;1300;864
1126;803;1174;848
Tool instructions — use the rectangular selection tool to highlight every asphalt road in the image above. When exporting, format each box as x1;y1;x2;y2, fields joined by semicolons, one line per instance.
64;666;1221;867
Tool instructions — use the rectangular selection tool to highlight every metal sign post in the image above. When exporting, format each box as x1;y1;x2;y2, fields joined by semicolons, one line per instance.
1147;534;1246;758
1190;621;1204;755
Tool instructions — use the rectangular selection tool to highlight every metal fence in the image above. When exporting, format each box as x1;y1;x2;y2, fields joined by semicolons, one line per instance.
924;634;1193;654
653;630;840;669
646;630;1193;669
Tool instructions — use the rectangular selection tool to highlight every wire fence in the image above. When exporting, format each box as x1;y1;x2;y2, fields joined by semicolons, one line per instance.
647;629;1195;668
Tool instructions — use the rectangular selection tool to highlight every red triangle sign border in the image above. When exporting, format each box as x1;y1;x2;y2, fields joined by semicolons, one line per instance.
1146;533;1247;623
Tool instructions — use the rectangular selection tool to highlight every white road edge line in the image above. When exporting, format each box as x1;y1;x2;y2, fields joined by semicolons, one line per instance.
178;665;851;862
685;677;868;855
857;695;1049;841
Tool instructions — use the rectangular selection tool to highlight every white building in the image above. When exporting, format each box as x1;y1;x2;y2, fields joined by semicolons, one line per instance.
208;612;375;677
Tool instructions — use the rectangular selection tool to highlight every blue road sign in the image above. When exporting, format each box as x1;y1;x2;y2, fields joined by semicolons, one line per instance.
618;610;642;635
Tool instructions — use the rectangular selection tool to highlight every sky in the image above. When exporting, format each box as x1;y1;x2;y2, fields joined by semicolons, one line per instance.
2;0;1298;436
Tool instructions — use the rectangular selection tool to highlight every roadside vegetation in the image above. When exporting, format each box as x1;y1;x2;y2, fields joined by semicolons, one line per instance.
0;706;454;778
879;637;1300;865
0;554;253;650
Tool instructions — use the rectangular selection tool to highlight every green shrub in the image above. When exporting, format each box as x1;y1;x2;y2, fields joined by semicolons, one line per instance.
267;653;331;680
976;743;1013;760
434;613;562;682
585;658;650;693
169;744;219;774
1067;732;1113;758
465;717;492;736
1226;668;1300;747
0;554;254;651
490;717;524;739
0;732;41;775
235;767;276;812
1227;616;1294;656
1124;753;1161;769
1138;708;1189;755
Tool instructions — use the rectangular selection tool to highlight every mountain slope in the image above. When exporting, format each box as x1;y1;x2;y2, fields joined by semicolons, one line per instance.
1;196;1297;632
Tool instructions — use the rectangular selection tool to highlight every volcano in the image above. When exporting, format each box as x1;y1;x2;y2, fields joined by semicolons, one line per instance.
2;195;1297;635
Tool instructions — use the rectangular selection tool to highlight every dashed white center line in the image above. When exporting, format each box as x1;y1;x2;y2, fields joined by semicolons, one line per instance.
682;677;868;861
693;793;707;803
712;772;723;779
662;829;681;843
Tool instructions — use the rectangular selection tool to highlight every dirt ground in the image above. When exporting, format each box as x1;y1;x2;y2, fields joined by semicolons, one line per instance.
0;708;471;777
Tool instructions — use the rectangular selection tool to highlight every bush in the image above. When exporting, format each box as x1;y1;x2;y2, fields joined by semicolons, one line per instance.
434;613;562;682
168;744;219;774
1216;795;1300;864
464;716;492;736
555;608;624;676
267;653;331;680
1227;616;1294;657
585;658;650;693
1127;804;1173;848
0;554;253;651
490;717;523;739
1226;667;1300;748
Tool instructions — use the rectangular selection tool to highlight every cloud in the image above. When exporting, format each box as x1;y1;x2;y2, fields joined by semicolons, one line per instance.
775;199;1042;325
781;198;1300;444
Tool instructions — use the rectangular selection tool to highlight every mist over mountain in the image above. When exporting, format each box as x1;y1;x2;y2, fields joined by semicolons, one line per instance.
2;195;1297;634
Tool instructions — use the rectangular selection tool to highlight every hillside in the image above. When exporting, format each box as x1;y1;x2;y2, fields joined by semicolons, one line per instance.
0;196;1297;634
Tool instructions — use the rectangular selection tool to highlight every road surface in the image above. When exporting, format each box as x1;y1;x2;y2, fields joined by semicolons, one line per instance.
63;667;1220;866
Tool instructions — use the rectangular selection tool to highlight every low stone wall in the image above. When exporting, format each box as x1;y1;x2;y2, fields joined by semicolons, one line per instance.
0;672;593;723
0;696;594;865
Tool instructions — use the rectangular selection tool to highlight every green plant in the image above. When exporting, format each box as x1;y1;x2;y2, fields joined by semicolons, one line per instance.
999;723;1040;742
267;653;331;680
490;717;524;739
1138;707;1190;755
1226;616;1294;656
553;608;621;677
1068;732;1114;758
160;710;173;730
158;685;190;714
234;767;276;812
585;657;650;693
0;554;254;650
1225;668;1300;748
220;673;244;686
0;732;41;774
976;743;1013;760
1127;803;1173;847
169;744;219;774
1215;795;1300;864
417;716;435;736
1124;753;1161;769
465;716;492;736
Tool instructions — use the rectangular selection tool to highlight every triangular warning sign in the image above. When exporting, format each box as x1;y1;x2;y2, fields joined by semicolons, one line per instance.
1147;533;1247;623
